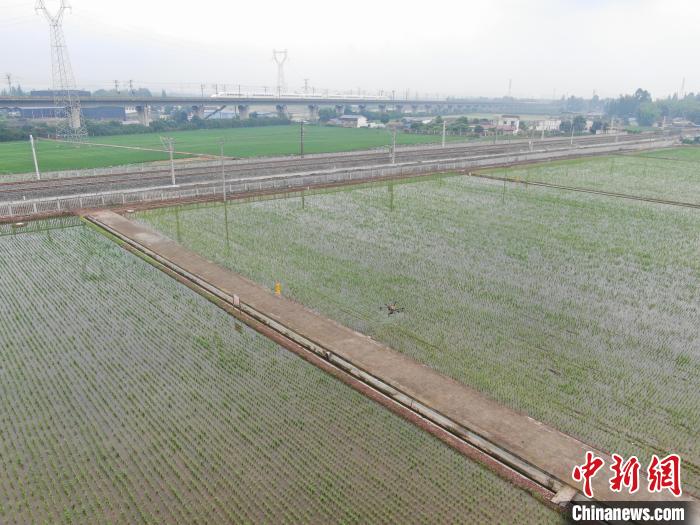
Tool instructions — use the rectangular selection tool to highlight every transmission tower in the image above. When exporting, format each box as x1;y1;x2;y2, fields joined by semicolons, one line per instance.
272;49;288;96
35;0;86;141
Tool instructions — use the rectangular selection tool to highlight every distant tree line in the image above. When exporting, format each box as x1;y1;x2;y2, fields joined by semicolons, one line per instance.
606;88;700;126
0;115;291;142
0;85;26;96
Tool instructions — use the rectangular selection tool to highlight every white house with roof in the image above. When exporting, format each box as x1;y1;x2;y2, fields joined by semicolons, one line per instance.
338;115;369;128
496;115;520;134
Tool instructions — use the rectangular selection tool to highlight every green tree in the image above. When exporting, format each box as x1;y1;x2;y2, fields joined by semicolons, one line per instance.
590;120;605;134
573;115;587;132
318;108;336;122
173;110;189;123
636;102;660;126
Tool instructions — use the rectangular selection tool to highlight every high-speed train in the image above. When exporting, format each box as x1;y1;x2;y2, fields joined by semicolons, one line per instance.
211;92;392;101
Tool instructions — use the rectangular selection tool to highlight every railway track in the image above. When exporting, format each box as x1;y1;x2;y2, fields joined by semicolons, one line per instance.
0;133;665;201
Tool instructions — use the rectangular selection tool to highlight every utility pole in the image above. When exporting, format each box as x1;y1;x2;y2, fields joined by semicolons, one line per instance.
5;73;11;94
128;79;134;96
570;117;575;146
391;128;397;164
442;120;446;148
303;78;309;95
200;84;205;97
219;138;226;202
160;137;176;185
299;120;305;158
29;135;41;180
114;80;120;93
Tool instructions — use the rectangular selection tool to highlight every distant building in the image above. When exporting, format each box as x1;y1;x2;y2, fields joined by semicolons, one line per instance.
534;119;562;132
19;107;60;119
83;107;126;120
338;115;369;128
19;106;125;121
496;114;520;134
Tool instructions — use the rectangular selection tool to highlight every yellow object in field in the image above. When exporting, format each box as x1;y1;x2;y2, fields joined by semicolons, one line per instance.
274;282;282;296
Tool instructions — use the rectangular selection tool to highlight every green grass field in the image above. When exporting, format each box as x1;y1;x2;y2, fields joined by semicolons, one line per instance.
486;146;700;204
0;218;559;523
0;125;465;176
137;161;700;496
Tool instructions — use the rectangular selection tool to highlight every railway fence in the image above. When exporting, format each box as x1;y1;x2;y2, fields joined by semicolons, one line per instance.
0;137;676;220
4;131;666;183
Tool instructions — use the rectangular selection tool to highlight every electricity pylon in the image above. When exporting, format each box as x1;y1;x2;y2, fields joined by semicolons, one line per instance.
272;49;288;96
36;0;87;141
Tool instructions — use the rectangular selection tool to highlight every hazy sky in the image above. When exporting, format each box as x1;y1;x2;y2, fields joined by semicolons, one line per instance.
1;0;698;99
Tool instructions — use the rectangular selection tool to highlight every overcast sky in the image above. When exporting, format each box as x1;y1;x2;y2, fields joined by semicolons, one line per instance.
1;0;698;99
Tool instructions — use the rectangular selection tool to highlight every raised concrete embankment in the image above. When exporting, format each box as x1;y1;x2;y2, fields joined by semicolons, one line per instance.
1;137;676;220
85;209;697;513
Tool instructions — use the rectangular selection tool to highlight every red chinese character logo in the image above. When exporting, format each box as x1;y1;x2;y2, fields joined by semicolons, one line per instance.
573;451;605;498
648;454;682;497
609;454;640;493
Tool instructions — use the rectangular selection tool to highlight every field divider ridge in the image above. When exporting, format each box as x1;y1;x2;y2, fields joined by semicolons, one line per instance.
470;172;700;209
83;209;699;515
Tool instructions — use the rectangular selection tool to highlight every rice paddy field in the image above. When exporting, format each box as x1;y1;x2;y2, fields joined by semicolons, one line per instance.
0;125;464;176
0;218;560;523
136;159;700;496
487;146;700;204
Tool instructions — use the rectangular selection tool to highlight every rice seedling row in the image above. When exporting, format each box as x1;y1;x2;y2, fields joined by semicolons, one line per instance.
0;221;560;523
136;169;700;495
487;147;700;205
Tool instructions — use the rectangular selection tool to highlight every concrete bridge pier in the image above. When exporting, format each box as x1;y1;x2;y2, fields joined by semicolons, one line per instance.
378;104;387;114
335;104;345;116
394;104;404;114
191;105;205;119
135;105;151;126
424;104;433;115
307;104;319;121
237;104;250;119
276;104;289;119
411;104;419;114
